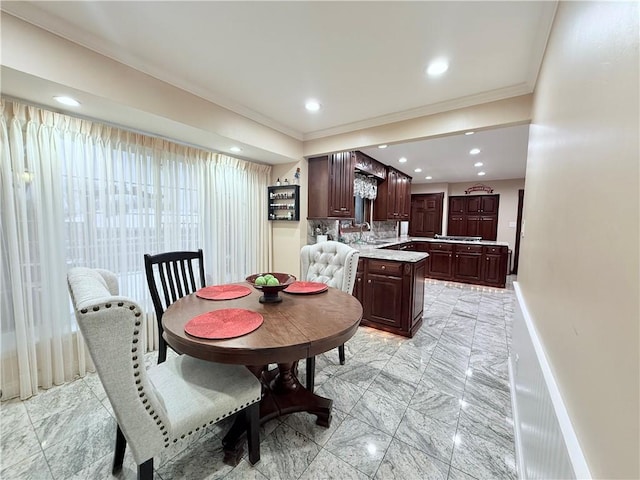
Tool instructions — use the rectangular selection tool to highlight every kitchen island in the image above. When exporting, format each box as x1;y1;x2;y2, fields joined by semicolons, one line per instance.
350;245;428;338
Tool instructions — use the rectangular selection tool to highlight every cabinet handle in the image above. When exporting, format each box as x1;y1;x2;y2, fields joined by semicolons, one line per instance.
456;255;459;258
449;254;452;257
381;265;386;270
367;279;371;283
487;257;490;260
357;278;361;282
467;246;471;250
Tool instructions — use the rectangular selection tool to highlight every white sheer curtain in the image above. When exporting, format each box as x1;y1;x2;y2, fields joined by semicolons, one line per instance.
0;100;272;400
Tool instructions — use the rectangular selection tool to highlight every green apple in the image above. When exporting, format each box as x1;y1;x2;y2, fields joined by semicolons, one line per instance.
255;275;267;286
263;274;275;281
266;277;280;286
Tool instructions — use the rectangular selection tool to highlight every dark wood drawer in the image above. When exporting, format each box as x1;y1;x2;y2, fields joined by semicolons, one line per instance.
367;260;403;277
429;243;453;252
456;244;483;253
484;246;507;254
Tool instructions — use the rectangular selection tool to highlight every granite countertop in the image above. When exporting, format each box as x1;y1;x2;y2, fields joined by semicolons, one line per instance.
349;235;509;262
355;246;428;263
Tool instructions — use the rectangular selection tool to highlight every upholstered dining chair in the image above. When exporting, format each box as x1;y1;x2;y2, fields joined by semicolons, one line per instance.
67;267;261;480
144;249;206;363
300;240;360;391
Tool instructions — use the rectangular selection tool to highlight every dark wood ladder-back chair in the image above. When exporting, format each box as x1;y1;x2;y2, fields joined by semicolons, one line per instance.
144;249;206;364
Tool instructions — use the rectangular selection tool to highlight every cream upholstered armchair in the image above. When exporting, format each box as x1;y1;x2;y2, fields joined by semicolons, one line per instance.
67;267;261;479
300;240;360;390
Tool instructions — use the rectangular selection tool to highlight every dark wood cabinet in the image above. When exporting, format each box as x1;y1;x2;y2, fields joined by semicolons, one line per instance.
482;245;509;287
417;240;509;288
447;215;466;236
353;151;386;180
374;166;412;221
426;243;454;280
447;194;499;240
308;152;355;218
409;193;444;237
354;257;426;337
453;244;483;282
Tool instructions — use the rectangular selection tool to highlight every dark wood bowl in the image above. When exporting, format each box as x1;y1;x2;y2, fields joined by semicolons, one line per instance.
245;273;296;303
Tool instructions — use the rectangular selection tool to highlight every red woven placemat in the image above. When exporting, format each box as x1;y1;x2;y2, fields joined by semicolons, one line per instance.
284;281;329;294
196;285;251;301
184;309;263;339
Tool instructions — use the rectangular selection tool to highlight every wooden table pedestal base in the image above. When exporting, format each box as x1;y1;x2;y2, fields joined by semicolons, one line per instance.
222;361;332;465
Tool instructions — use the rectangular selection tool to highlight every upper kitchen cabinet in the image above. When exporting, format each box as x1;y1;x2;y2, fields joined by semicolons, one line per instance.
374;166;412;221
447;194;500;240
308;152;355;218
353;151;386;180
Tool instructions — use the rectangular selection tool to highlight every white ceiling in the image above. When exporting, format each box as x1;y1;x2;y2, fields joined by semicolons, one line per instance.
1;1;556;183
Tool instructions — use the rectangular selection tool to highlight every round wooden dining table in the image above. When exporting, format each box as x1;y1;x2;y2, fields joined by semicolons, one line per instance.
162;281;363;463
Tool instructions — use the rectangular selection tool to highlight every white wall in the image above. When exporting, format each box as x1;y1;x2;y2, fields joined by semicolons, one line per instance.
519;2;639;478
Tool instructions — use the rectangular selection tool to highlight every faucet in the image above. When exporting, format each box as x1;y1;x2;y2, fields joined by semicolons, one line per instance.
358;222;371;243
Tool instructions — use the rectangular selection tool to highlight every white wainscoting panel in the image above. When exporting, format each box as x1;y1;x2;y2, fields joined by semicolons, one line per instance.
509;282;591;480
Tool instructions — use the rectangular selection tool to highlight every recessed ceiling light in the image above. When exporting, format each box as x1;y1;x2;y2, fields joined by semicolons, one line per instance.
305;100;321;112
469;148;481;155
474;162;483;167
414;168;422;173
478;171;486;176
465;131;475;135
54;96;80;106
426;59;449;76
378;144;388;149
229;146;242;153
425;176;433;180
398;157;407;163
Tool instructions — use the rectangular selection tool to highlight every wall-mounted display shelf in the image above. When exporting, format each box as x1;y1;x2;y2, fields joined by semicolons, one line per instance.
268;185;300;221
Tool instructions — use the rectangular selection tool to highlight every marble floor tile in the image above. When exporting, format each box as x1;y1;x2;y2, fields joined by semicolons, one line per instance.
428;352;469;380
283;407;347;446
82;372;108;402
393;342;433;369
457;402;514;452
315;376;366;414
333;359;382;390
299;448;369;480
382;354;426;384
23;380;96;424
0;398;31;434
43;414;116;479
408;384;461;426
66;451;138;480
0;452;54;480
1;278;519;480
351;390;406;436
375;437;449;480
33;395;111;449
451;427;516;480
223;459;270;480
394;407;456;464
367;369;417;406
421;364;466;398
0;421;42;469
448;466;480;480
324;415;392;477
253;423;321;480
157;430;234;480
463;373;511;418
